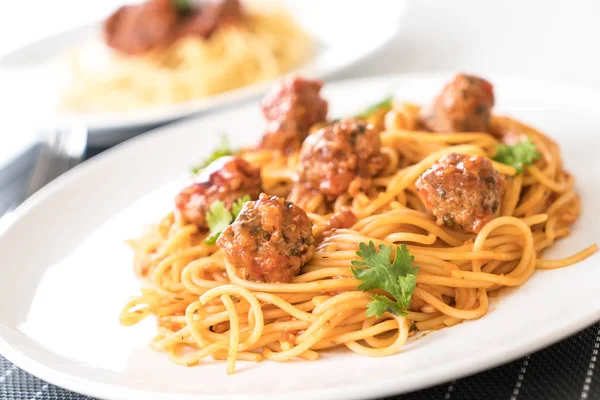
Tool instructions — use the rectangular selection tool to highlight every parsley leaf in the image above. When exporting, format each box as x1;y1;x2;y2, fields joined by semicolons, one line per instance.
351;241;419;318
492;137;541;173
204;195;251;245
191;135;233;175
205;200;233;245
355;95;393;119
231;195;251;217
367;294;403;317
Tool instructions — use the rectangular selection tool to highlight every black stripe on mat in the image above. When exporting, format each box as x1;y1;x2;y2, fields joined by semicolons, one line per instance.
517;323;599;400
390;322;600;400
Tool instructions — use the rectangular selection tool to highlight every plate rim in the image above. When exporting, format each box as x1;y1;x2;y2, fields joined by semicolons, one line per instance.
1;72;600;400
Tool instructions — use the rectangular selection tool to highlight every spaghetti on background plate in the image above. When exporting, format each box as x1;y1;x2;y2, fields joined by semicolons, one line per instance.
61;0;311;112
119;73;598;374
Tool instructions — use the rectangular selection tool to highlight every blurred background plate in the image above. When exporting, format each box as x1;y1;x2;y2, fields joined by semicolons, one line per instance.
0;0;405;146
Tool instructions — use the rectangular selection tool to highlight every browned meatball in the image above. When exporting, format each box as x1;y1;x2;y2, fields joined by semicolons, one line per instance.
259;77;328;153
258;120;301;155
217;194;315;283
104;0;178;55
174;156;261;229
297;119;388;199
419;74;495;133
415;153;506;233
104;0;243;55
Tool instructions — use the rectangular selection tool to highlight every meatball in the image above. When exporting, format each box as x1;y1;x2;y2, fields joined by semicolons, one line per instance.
217;194;315;283
104;0;243;55
297;119;388;199
174;156;261;229
415;153;506;233
174;0;243;41
419;74;495;133
104;0;179;55
258;120;301;155
259;76;328;153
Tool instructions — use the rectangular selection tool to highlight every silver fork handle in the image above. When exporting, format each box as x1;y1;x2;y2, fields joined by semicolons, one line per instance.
22;125;88;201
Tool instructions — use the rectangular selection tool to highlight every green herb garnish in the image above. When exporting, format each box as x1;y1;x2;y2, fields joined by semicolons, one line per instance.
231;196;249;217
191;135;233;175
492;137;541;173
355;96;394;119
205;195;251;244
173;0;191;13
351;241;419;318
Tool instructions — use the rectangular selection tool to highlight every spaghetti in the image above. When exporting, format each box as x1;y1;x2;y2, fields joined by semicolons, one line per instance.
120;75;597;374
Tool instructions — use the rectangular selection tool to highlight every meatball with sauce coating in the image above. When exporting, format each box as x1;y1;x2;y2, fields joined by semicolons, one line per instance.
175;156;261;229
259;76;328;153
217;194;315;283
259;120;301;155
104;0;243;55
297;119;388;199
415;153;506;233
104;0;178;55
419;74;494;133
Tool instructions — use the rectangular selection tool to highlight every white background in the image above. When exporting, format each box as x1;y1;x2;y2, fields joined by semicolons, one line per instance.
2;0;600;87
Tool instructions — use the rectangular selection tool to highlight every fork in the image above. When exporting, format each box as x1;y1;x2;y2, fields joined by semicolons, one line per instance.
21;125;88;202
1;126;88;220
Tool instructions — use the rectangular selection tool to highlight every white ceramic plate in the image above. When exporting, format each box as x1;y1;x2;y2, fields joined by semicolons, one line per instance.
0;74;599;400
0;0;405;142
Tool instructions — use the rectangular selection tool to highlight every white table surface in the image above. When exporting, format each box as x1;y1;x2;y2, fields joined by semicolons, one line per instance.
344;0;600;88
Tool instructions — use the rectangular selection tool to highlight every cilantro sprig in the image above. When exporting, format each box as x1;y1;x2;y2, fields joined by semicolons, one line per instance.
492;137;541;174
351;241;419;318
205;195;251;244
355;95;394;119
191;135;233;175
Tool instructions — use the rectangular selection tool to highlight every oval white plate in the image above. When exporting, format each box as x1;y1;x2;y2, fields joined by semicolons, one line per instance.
0;74;599;400
0;0;405;142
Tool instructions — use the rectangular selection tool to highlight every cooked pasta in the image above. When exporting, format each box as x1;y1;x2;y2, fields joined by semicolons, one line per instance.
119;74;597;374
